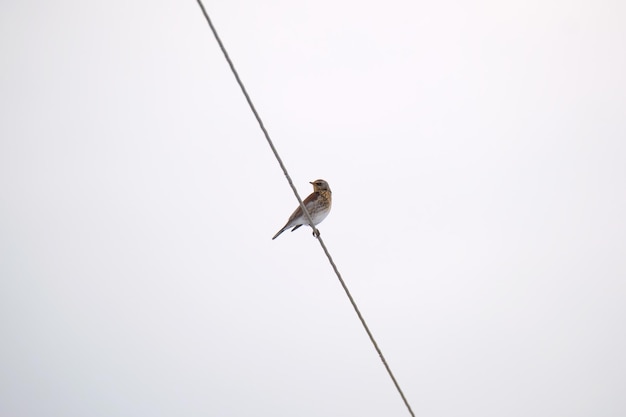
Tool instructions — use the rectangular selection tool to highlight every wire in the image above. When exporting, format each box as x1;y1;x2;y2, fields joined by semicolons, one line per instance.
195;2;415;416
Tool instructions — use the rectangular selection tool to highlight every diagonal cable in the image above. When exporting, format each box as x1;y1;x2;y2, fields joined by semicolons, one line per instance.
195;2;415;416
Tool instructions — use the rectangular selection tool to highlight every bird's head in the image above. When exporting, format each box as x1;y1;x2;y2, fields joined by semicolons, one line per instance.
310;179;331;193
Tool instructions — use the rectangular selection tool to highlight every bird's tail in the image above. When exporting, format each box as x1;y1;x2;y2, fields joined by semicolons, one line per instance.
272;225;289;240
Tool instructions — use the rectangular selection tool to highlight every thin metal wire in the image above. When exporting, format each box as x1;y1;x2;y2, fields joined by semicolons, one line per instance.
195;2;415;416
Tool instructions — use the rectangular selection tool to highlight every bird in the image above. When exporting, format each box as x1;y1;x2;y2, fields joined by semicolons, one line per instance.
272;179;332;240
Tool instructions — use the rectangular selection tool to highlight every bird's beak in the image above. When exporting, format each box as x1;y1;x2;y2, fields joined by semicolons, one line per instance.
309;181;314;184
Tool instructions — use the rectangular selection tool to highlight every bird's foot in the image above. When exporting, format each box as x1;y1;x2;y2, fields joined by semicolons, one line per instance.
312;228;320;238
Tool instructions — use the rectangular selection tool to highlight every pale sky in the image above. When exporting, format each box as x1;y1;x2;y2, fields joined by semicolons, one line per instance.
2;1;625;416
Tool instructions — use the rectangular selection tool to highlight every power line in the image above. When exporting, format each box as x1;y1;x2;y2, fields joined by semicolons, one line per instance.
195;2;415;416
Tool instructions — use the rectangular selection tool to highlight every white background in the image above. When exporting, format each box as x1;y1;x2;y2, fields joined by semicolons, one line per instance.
2;1;625;416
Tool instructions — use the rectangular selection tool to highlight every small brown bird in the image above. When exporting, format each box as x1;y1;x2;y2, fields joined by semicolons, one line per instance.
272;179;332;240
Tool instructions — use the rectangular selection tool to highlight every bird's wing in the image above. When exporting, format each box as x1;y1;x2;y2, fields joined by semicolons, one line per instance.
287;192;317;223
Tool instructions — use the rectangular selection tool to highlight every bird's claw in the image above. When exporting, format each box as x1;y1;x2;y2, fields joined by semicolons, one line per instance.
312;228;320;238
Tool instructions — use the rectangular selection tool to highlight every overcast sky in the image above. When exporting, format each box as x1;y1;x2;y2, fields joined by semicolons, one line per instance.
2;1;625;416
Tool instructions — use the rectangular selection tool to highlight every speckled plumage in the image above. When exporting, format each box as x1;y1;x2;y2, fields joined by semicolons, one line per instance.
272;179;332;240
